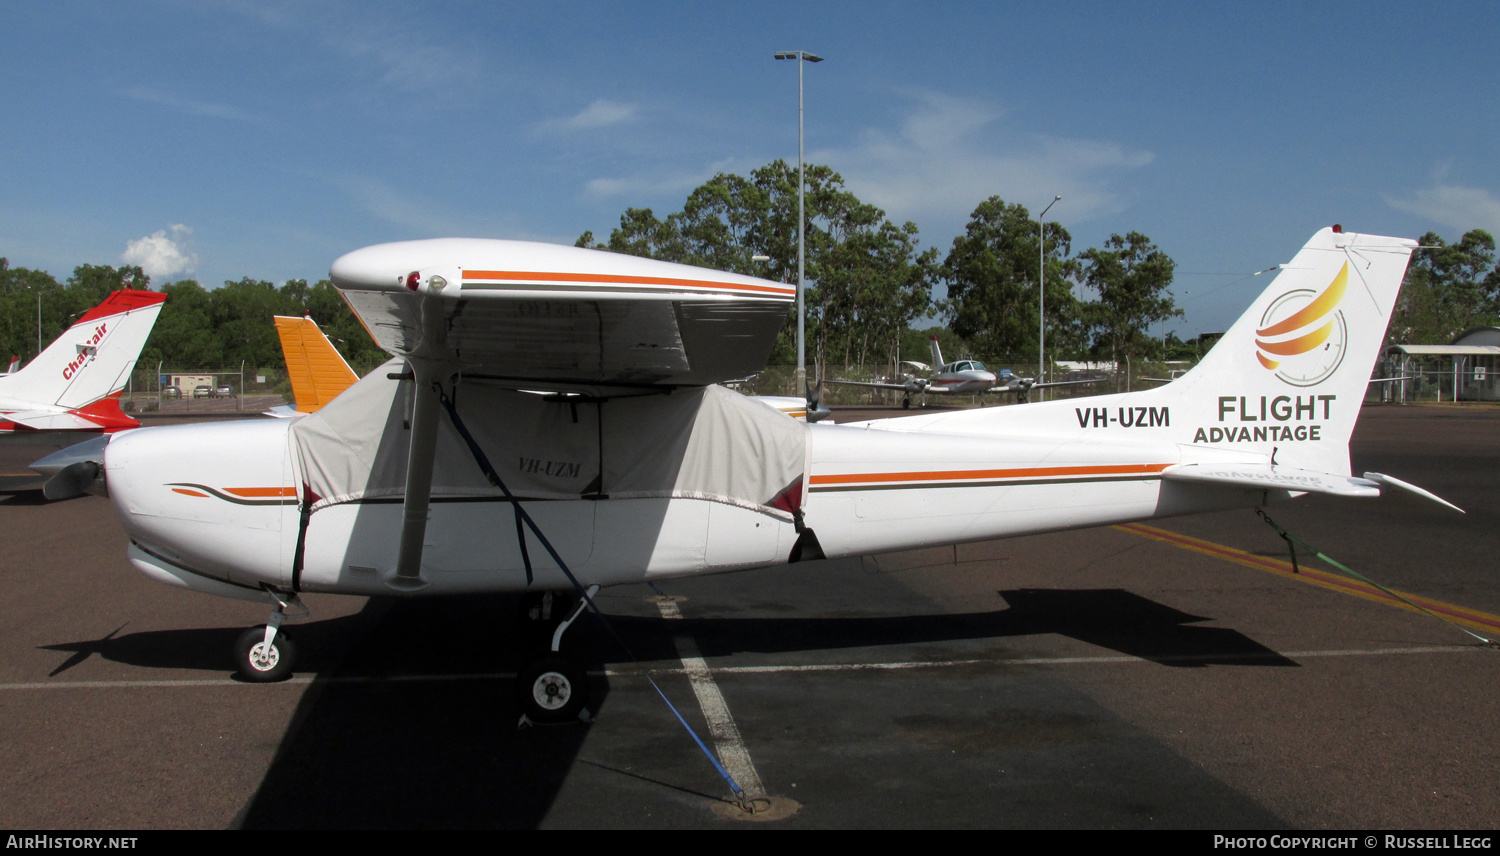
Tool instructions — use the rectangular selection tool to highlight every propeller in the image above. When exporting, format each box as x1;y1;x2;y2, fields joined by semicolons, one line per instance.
805;379;832;423
30;435;111;501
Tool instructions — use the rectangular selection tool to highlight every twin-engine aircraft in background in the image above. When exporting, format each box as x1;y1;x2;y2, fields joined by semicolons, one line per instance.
828;336;1100;407
0;289;167;445
65;226;1460;724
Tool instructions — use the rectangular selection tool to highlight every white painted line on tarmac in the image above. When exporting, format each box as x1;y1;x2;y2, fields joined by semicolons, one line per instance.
3;643;1483;692
654;596;767;801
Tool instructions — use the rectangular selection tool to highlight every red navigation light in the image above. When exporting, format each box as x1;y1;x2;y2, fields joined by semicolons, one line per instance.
405;271;421;290
1332;224;1343;233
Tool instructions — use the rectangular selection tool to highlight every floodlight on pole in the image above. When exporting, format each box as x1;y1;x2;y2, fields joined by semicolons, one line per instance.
774;49;822;399
1038;195;1061;401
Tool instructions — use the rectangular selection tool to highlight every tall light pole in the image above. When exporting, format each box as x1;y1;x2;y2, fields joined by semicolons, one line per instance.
1038;195;1061;400
775;50;822;398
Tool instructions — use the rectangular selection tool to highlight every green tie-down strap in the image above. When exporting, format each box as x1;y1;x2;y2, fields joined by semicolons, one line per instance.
1255;508;1496;647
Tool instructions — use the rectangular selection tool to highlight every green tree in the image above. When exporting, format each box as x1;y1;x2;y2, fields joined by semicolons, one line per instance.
941;197;1079;364
1389;229;1498;344
0;259;61;363
581;160;934;375
1078;232;1180;364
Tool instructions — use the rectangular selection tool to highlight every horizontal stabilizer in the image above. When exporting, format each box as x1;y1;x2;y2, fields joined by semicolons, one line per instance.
4;410;103;431
1163;463;1380;498
1361;471;1464;513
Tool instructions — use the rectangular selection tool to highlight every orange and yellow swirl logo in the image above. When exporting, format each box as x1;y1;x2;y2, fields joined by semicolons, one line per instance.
1255;262;1348;387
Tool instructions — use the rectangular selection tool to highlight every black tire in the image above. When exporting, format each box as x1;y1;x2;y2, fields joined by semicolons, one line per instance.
517;655;589;723
902;397;911;410
234;626;297;682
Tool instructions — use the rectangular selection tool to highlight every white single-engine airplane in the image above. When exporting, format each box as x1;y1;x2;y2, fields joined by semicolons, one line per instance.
829;336;1100;407
0;288;167;444
68;226;1459;723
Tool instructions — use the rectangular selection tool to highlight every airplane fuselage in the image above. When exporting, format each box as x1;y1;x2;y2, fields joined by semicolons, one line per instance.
104;405;1259;602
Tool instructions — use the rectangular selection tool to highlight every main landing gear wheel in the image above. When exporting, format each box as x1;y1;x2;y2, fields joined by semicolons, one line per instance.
517;655;589;724
235;625;297;682
902;396;911;410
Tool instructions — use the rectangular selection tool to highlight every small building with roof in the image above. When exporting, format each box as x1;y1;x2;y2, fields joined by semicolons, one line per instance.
1381;327;1500;402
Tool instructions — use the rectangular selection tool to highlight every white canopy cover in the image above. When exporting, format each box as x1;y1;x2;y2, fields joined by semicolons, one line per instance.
291;358;808;518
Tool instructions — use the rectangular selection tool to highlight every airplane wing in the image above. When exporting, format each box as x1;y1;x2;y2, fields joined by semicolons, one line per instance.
1163;463;1462;511
321;238;804;591
985;376;1104;394
2;410;106;431
825;378;917;393
331;239;793;392
1031;375;1106;391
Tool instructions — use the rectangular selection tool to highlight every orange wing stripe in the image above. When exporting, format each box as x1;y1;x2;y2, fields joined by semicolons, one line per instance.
811;463;1171;486
224;487;298;498
1257;262;1347;338
172;488;208;498
462;269;793;296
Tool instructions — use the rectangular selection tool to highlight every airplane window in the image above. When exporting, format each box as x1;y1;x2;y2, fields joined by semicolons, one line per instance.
955;362;971;371
972;361;986;371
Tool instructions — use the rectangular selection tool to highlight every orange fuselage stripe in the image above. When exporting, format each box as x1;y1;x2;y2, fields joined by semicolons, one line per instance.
224;487;298;498
811;463;1171;486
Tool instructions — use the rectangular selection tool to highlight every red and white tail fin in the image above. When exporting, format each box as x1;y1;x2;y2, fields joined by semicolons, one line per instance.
0;289;168;410
3;356;18;375
929;336;945;370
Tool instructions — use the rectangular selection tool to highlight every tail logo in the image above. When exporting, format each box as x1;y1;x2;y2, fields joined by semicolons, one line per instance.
1254;262;1348;387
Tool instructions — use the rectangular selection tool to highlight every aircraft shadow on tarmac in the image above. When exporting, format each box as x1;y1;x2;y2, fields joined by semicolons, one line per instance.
37;587;1293;828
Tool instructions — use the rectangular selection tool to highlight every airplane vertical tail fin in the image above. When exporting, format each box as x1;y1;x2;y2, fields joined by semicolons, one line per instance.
1153;226;1417;473
874;227;1418;478
3;356;18;375
0;289;167;409
274;315;359;413
929;336;944;370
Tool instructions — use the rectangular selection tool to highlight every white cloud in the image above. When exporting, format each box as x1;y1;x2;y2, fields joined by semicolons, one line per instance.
121;87;269;127
582;155;752;202
562;100;638;130
123;225;198;280
817;90;1154;225
1384;182;1500;237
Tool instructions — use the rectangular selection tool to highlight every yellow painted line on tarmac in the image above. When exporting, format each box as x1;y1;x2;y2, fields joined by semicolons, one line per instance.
1115;522;1500;636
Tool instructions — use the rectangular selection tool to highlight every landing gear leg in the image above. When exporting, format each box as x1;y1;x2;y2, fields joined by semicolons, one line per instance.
235;592;306;682
517;584;599;724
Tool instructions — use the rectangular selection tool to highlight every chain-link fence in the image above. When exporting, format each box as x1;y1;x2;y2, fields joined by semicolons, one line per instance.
737;361;1196;406
1372;368;1500;404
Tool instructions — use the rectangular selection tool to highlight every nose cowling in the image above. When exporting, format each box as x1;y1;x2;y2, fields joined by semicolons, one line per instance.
106;420;296;598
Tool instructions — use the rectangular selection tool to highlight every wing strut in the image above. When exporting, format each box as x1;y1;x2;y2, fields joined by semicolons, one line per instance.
390;278;457;591
391;361;441;590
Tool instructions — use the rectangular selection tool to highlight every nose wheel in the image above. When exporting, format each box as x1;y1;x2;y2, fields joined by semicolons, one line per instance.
235;625;297;682
233;591;306;682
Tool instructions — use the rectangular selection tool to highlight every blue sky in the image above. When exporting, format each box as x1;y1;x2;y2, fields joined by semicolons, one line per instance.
2;1;1497;338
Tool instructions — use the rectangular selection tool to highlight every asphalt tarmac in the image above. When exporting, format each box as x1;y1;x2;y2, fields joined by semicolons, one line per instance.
1;404;1496;829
